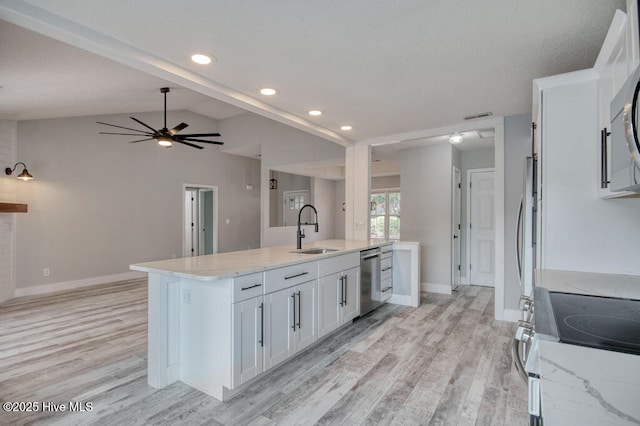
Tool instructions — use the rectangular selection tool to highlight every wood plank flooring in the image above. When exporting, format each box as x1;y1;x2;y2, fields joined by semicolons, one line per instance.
0;279;527;425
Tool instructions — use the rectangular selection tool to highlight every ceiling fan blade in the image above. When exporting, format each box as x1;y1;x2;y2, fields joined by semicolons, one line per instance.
169;122;189;135
180;137;224;145
128;138;155;143
175;140;204;149
99;132;154;136
130;117;159;134
97;121;152;134
177;132;221;137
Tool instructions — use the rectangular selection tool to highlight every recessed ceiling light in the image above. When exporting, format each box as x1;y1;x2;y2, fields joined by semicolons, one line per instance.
308;110;322;116
191;53;213;65
340;125;353;131
260;88;277;96
449;133;463;144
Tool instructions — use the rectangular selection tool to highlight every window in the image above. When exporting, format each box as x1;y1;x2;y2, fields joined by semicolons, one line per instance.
370;190;400;239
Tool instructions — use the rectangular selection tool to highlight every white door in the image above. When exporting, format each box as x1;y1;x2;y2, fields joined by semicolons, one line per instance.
294;280;317;352
264;288;294;369
282;190;310;226
452;167;462;290
469;170;495;287
341;267;360;323
318;272;340;338
231;296;263;386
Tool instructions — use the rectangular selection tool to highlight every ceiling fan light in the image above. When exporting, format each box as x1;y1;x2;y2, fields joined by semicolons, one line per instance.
157;136;173;147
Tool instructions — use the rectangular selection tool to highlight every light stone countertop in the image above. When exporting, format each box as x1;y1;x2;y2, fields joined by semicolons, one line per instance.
534;269;640;425
130;239;393;281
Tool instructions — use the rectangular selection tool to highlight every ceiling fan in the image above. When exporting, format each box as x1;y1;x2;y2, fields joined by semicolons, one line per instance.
97;87;224;150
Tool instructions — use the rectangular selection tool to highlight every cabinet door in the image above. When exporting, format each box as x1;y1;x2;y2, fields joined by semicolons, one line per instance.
341;267;360;323
295;280;317;352
264;288;294;370
232;296;263;387
318;272;341;338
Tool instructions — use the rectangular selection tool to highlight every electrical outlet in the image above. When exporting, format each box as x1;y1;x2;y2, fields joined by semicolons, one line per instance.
183;288;191;304
43;268;50;277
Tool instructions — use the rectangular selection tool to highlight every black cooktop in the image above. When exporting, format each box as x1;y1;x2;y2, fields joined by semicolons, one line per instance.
549;292;640;356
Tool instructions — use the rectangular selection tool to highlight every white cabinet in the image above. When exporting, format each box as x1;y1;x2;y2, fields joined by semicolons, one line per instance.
231;295;264;387
264;279;317;369
318;266;359;338
594;1;640;198
380;246;393;302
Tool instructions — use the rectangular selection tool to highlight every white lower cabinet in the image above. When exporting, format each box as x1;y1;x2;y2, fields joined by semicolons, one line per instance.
264;279;317;369
318;266;359;338
231;295;264;387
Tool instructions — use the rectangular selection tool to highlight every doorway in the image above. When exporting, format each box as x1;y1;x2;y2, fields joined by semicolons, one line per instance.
183;185;218;257
451;166;462;291
467;169;495;287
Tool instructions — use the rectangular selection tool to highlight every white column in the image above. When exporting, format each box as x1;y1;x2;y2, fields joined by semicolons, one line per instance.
345;144;370;240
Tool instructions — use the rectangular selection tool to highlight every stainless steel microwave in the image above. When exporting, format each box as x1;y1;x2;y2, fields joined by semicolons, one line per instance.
610;66;640;193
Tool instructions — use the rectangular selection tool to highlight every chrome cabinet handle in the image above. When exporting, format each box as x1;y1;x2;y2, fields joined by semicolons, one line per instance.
339;276;344;307
259;303;264;347
515;195;523;289
381;267;393;272
512;337;527;383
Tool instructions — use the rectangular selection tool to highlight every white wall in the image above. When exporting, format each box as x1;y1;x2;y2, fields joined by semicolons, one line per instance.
400;143;453;290
0;120;18;302
334;179;346;239
219;113;344;247
371;175;400;190
15;110;261;290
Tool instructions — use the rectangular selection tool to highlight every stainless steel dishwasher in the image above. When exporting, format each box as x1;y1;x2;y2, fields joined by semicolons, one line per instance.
360;247;381;315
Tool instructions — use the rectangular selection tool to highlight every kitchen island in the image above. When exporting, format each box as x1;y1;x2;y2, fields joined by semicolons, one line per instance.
532;270;640;425
130;239;419;401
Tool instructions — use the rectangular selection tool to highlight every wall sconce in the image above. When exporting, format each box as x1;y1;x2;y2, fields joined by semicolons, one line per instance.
269;170;278;190
5;162;34;181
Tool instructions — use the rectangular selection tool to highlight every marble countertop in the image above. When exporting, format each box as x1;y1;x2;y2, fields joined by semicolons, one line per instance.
533;269;640;425
130;239;393;281
536;269;640;299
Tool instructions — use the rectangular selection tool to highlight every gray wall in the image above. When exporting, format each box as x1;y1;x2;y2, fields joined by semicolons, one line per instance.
503;113;532;309
458;146;495;280
334;179;346;239
220;113;344;247
15;110;261;289
400;143;453;287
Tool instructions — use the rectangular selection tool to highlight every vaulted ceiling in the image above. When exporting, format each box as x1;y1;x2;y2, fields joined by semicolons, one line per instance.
0;0;626;147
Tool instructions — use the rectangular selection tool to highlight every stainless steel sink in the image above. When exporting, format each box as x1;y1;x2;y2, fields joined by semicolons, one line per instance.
289;248;339;254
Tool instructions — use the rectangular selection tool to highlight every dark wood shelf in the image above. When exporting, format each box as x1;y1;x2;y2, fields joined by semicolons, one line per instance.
0;202;28;213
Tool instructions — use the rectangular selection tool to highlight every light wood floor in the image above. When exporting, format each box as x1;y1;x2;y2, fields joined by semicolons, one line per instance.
0;279;527;425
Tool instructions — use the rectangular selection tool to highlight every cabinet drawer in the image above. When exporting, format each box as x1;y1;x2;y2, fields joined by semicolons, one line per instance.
380;282;393;301
264;261;318;294
381;257;393;273
318;252;360;277
380;245;393;258
232;272;264;302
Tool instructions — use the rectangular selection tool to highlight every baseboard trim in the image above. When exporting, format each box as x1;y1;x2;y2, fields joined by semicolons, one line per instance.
422;282;452;295
15;271;146;297
503;308;522;323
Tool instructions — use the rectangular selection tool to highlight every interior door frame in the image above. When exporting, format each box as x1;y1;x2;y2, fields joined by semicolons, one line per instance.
183;183;219;257
451;166;462;291
466;167;495;286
